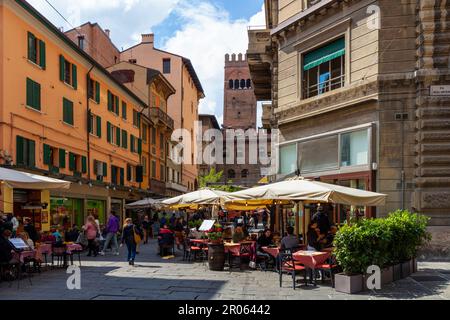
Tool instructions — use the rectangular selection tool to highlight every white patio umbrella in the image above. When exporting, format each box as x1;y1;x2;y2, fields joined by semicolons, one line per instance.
162;188;230;207
125;198;167;209
223;179;387;206
0;167;70;190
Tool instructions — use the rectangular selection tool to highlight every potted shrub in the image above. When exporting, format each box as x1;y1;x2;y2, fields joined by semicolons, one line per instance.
207;224;224;244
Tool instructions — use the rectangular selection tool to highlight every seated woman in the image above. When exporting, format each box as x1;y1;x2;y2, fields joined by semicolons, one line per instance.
232;226;246;243
18;232;34;250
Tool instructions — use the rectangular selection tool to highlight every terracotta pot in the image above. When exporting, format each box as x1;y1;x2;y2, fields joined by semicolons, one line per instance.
401;260;411;278
335;273;363;294
393;263;402;281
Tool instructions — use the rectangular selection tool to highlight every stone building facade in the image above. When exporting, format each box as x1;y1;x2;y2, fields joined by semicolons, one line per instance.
247;0;450;256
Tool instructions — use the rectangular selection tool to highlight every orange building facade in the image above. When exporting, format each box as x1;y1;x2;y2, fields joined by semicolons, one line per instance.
0;0;146;230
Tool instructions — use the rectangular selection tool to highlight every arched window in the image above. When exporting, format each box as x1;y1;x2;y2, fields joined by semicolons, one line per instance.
229;79;234;89
246;79;251;89
228;169;236;179
240;79;246;89
234;79;240;90
241;169;249;178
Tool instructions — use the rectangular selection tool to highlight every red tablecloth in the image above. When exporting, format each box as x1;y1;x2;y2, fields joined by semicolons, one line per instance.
66;243;83;253
292;251;330;269
262;247;280;258
190;239;209;245
224;243;241;255
34;243;52;262
12;250;36;263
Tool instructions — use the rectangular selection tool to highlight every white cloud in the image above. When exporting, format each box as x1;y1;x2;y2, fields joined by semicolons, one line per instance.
163;1;265;126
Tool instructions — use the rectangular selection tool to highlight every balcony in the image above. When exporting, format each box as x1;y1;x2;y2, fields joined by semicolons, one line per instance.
166;181;188;193
149;107;174;130
261;102;272;129
150;178;166;196
247;26;272;101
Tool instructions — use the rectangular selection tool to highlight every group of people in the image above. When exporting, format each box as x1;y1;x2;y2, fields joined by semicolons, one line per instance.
229;210;269;230
307;206;337;251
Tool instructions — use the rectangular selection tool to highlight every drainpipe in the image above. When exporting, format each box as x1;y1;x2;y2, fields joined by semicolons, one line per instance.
86;66;94;182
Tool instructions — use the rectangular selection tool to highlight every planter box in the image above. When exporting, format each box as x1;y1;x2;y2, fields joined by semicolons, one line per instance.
335;273;363;294
401;261;411;278
393;263;402;281
410;258;418;274
362;266;393;291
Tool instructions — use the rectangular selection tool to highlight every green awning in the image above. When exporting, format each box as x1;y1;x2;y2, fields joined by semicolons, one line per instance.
303;38;345;71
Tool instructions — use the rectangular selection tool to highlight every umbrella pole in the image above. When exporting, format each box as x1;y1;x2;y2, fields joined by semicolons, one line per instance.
301;202;306;245
295;201;300;239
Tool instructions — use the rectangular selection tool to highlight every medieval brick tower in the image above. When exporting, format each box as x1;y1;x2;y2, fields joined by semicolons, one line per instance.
223;53;257;129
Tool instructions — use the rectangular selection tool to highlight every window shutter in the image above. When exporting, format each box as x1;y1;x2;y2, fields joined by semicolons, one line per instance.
120;167;125;186
34;81;41;110
103;162;107;177
63;98;74;125
137;138;142;155
87;112;92;133
115;96;119;115
122;130;128;149
28;139;36;167
69;152;76;171
43;144;51;165
27;32;36;62
81;156;87;173
26;78;33;107
130;135;135;153
127;164;131;182
72;64;77;89
16;136;25;166
137;113;141;127
59;149;66;168
107;122;111;143
122;102;127;119
116;127;121;147
59;55;65;82
95;81;100;103
39;40;46;69
107;91;112;111
96;116;102;137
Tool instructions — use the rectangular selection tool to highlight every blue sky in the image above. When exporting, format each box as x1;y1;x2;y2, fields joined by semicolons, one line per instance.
27;0;266;127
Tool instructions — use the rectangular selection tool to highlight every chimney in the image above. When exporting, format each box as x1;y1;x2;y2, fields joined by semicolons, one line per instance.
141;33;154;47
105;29;110;38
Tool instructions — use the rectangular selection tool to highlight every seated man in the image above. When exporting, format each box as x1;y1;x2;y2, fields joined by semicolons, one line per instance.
158;225;175;256
0;224;20;267
256;229;275;268
280;226;300;251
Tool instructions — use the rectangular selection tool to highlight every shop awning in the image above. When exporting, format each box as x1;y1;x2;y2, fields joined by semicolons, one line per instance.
303;37;345;71
125;198;167;209
0;167;70;190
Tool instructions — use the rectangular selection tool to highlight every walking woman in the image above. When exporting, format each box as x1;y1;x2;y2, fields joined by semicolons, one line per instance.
121;218;143;265
83;216;99;257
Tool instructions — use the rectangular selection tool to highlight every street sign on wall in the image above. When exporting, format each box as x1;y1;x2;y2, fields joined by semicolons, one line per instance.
430;85;450;96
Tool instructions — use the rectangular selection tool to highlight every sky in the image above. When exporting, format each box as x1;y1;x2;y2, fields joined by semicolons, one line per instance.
26;0;266;127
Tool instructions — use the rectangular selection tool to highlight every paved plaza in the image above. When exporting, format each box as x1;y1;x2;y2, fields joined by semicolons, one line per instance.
1;240;450;300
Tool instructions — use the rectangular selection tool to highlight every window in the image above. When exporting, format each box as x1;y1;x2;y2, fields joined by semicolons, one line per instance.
241;169;249;178
111;165;123;185
227;169;235;179
107;91;120;115
279;144;297;175
142;157;147;176
16;136;35;167
302;37;345;99
88;113;102;138
130;135;142;154
151;127;156;145
234;79;240;89
246;79;251;89
27;32;46;69
68;153;86;174
43;144;58;167
122;101;127;120
26;78;41;111
151;160;157;178
129;59;137;64
121;129;128;149
107;122;121;147
127;164;134;182
133;109;140;127
77;36;85;50
88;78;100;103
94;160;107;181
59;55;77;89
163;58;171;74
160;133;164;154
298;135;339;173
340;130;369;167
229;79;234;89
240;79;246;89
142;124;148;143
160;164;165;181
62;98;74;125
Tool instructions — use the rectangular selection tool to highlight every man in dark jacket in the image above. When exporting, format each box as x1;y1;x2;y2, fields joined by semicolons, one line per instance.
312;206;331;234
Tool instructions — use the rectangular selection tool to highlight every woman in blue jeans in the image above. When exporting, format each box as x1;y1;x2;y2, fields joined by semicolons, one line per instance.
120;218;142;265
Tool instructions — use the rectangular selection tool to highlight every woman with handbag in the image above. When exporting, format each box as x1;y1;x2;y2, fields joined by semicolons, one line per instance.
83;216;99;257
120;218;143;265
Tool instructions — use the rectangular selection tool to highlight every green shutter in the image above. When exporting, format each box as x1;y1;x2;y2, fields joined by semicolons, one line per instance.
103;162;107;177
59;149;66;168
120;167;125;186
43;144;51;165
59;55;65;82
72;64;77;89
16;136;24;166
107;91;112;111
34;81;41;110
39;40;46;69
122;130;128;149
69;152;76;171
122;102;127;119
116;126;121;147
26;78;33;107
63;98;74;125
127;164;131;182
95;81;100;103
81;156;87;173
130;135;135;153
96;116;102;137
137;113;141;127
137;138;142;155
87;112;92;133
27;32;36;63
107;122;111;143
115;96;119;115
28;139;35;167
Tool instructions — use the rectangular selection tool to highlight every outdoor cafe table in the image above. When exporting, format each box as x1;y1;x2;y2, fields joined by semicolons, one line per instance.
262;246;280;259
224;242;241;255
66;243;83;253
13;250;36;263
292;250;331;286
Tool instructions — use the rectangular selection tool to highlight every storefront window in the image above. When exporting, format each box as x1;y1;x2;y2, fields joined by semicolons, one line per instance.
279;144;297;174
50;198;83;229
298;135;339;173
340;129;369;167
87;200;106;225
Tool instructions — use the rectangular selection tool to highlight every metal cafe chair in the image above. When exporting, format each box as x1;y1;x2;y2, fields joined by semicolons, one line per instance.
278;249;307;290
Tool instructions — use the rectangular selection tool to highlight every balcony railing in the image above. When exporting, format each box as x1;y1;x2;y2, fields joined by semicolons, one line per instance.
149;107;174;130
303;74;345;99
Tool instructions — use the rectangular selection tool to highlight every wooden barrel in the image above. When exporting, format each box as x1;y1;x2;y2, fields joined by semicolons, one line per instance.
208;243;225;271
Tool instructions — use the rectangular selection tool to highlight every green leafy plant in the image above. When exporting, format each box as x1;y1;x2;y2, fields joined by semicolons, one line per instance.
207;223;223;242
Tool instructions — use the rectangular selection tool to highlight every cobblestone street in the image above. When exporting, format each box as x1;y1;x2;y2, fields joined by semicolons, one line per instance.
1;240;449;300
